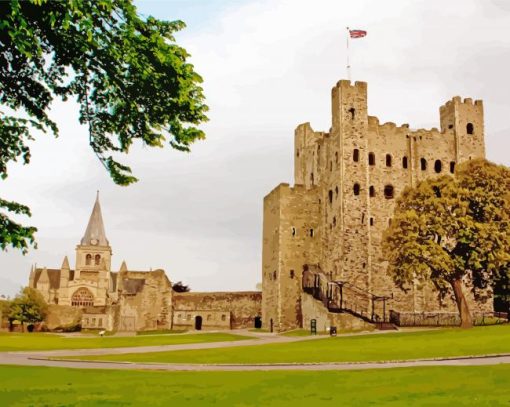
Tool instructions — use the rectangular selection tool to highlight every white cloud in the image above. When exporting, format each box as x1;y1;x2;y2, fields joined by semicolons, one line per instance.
1;0;509;295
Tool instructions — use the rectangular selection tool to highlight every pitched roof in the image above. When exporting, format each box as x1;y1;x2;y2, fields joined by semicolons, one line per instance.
80;191;109;246
34;268;61;289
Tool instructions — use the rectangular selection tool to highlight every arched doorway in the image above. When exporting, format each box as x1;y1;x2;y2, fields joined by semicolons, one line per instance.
194;315;203;330
254;316;262;329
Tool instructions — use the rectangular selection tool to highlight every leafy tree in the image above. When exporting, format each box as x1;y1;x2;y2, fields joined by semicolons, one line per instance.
172;281;190;293
0;0;208;253
383;159;510;328
8;287;48;331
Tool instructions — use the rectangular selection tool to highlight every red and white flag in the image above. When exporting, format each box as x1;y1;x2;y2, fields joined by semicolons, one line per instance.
349;29;367;39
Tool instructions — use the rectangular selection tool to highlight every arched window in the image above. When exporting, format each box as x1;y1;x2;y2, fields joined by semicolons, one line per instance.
85;254;92;266
94;254;101;265
450;161;456;174
402;156;408;169
353;149;359;162
309;229;314;237
384;185;394;199
386;154;392;167
369;186;375;197
290;270;295;279
71;288;94;307
434;160;442;173
368;153;375;166
466;123;474;135
420;158;427;171
348;107;355;120
328;190;333;204
353;183;360;196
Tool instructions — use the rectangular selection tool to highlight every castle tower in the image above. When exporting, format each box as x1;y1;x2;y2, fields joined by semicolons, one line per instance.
329;81;370;288
439;96;485;163
75;192;112;285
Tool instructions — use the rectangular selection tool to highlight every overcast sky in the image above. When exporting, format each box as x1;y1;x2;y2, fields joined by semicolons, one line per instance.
1;0;510;297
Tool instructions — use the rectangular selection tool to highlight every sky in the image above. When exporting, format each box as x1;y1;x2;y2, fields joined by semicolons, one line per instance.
1;0;510;297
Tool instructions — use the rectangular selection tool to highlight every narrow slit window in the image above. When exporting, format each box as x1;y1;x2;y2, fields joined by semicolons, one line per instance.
368;153;375;166
353;183;360;196
420;158;427;171
386;154;392;167
370;217;374;226
434;160;442;173
291;227;296;236
402;156;408;169
310;229;314;237
369;186;375;197
353;149;359;162
349;107;355;120
450;161;455;174
328;190;333;204
290;270;295;279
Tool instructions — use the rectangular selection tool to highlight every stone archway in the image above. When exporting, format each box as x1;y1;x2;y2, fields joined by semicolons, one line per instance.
195;315;203;330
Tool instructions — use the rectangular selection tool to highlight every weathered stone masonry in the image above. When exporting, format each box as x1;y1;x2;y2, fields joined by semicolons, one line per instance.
262;79;492;332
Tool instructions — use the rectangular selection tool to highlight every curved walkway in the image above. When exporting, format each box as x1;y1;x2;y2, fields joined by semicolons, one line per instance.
2;353;510;371
2;329;510;371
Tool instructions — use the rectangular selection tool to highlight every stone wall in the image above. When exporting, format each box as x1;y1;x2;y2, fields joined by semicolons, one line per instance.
173;291;261;330
301;292;373;333
44;304;82;331
117;270;172;332
263;79;491;331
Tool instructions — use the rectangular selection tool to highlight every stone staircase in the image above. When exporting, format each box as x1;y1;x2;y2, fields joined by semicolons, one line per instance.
302;266;397;330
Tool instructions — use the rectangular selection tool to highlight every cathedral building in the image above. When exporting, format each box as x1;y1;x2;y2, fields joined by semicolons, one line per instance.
29;193;262;332
29;193;173;331
262;79;493;332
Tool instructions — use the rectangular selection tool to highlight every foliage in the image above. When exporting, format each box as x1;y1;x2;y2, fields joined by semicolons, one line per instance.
0;0;208;252
172;281;190;292
382;159;510;327
8;287;48;327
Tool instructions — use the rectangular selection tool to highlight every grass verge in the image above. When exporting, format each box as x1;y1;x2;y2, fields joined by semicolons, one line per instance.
0;364;509;405
0;332;251;352
71;324;510;364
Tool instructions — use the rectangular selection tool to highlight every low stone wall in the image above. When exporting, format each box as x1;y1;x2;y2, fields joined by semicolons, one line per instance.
45;304;82;331
172;291;262;330
390;310;507;326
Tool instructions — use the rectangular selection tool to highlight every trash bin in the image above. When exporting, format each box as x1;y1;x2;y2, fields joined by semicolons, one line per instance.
330;326;337;336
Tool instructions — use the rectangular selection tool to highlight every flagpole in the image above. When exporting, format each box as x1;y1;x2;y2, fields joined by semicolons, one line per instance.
346;27;351;81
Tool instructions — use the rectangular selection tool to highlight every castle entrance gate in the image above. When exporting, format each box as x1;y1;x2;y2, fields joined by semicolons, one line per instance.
195;315;203;330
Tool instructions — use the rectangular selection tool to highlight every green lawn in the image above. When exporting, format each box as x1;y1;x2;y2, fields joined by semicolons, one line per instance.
74;325;510;364
0;332;250;352
0;365;509;405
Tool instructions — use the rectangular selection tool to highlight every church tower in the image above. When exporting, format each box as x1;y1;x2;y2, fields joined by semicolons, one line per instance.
74;192;112;287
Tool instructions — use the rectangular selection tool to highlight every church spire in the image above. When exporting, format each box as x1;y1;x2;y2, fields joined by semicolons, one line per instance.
80;191;109;246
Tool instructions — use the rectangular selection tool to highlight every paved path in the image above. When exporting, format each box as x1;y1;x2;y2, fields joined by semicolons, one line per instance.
2;328;509;371
2;353;510;371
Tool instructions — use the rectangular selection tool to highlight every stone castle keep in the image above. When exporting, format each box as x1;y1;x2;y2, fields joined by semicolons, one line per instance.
29;194;261;332
28;79;494;333
262;79;492;332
